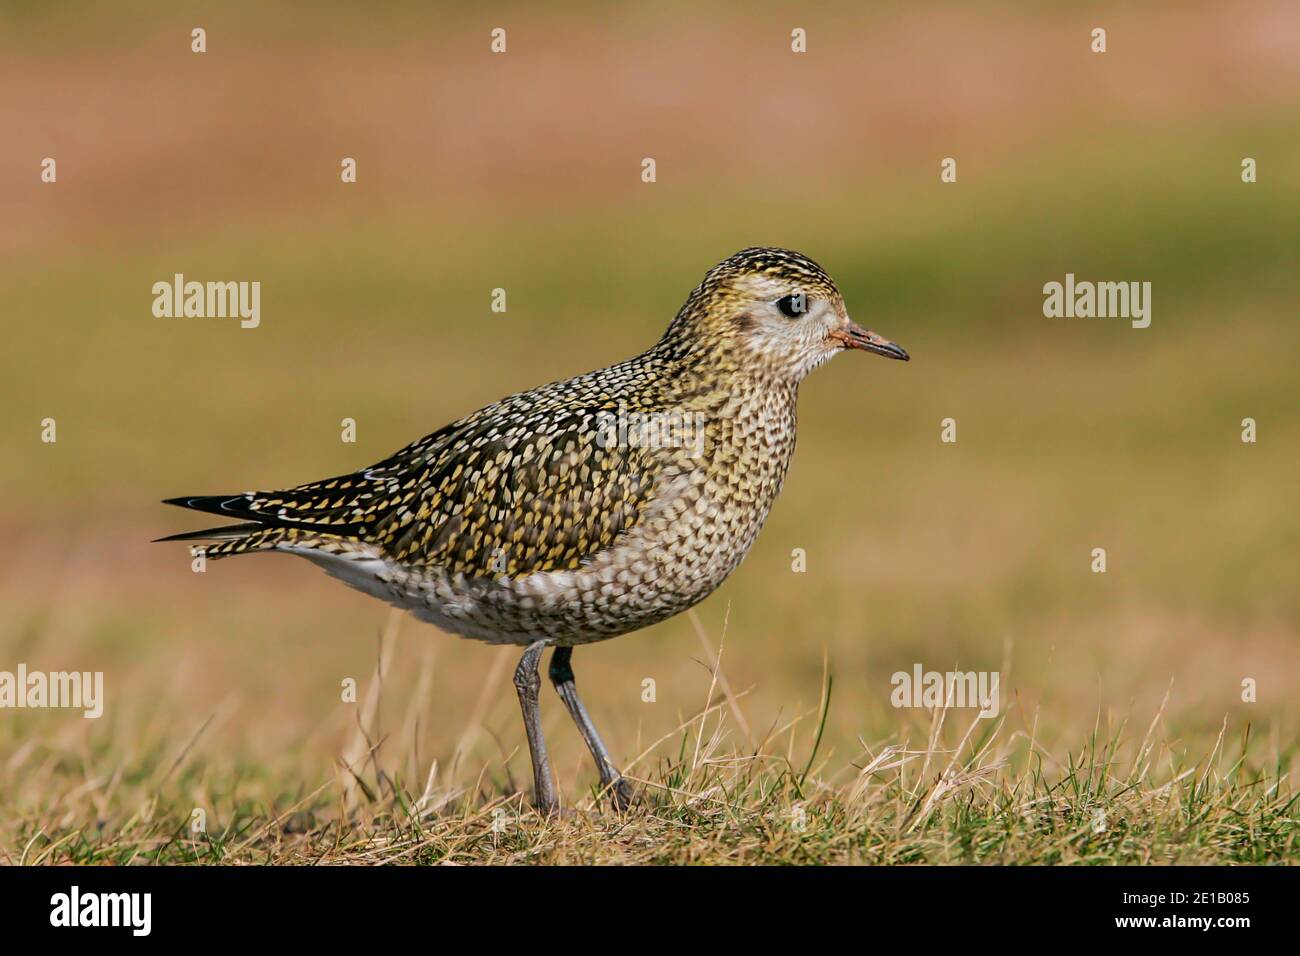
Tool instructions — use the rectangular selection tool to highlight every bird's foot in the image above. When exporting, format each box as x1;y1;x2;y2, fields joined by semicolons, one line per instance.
531;795;579;820
604;776;638;812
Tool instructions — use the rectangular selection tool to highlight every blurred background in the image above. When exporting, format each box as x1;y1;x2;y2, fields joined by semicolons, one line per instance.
1;1;1296;835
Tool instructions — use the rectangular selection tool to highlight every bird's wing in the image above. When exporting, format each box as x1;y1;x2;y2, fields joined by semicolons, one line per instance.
372;405;674;576
166;403;682;577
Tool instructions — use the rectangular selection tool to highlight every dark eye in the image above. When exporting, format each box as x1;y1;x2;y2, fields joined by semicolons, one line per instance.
776;293;807;318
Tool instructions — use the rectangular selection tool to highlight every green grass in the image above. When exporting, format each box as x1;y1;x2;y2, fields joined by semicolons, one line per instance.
8;642;1295;865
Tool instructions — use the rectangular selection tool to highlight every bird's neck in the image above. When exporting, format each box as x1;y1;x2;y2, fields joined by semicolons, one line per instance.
648;320;804;406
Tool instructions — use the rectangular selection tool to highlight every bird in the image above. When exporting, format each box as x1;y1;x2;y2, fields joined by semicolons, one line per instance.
159;247;908;814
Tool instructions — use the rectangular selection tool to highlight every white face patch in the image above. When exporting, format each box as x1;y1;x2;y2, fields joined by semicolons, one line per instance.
730;277;844;380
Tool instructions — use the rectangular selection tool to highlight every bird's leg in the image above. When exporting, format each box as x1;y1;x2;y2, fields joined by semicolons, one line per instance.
548;646;635;810
513;640;559;815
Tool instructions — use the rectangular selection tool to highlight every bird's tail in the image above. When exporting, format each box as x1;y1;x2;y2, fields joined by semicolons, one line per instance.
153;520;294;559
156;494;351;561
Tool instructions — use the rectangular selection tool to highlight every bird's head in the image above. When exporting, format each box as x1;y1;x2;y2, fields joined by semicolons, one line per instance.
663;247;908;382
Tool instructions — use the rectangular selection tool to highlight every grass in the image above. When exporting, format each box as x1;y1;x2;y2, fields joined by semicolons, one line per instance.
5;613;1296;866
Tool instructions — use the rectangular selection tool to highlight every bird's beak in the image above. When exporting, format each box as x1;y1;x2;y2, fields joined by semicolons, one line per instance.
829;320;909;361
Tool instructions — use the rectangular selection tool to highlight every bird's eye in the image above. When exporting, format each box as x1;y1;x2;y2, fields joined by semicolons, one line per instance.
776;293;807;319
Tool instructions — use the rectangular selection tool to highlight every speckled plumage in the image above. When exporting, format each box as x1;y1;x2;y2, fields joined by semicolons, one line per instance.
162;247;907;648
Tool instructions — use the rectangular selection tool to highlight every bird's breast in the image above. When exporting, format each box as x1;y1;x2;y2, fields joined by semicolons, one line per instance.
628;382;799;600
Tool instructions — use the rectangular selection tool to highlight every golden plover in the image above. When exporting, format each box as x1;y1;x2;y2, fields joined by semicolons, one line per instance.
161;247;908;813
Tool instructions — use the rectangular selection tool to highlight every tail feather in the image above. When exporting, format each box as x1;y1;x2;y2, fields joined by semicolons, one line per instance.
158;499;290;559
159;494;365;559
163;494;267;522
153;522;263;543
161;487;373;536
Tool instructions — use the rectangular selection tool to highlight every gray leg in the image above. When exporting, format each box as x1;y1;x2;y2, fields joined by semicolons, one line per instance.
549;646;635;810
514;640;558;814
